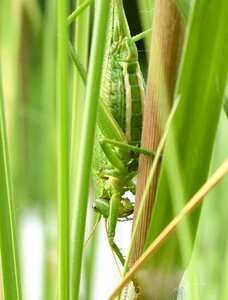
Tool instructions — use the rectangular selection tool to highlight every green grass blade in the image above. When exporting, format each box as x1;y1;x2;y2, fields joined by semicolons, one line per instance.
0;69;22;300
57;0;69;298
136;0;154;51
70;0;111;299
70;0;92;298
70;0;90;203
186;111;228;299
40;1;57;298
68;41;87;86
174;0;190;23
143;0;228;297
67;0;93;25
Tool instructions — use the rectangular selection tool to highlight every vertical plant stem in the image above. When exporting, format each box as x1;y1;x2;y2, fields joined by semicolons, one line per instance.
70;0;111;299
67;0;93;25
70;0;90;207
136;0;154;53
70;0;92;297
0;70;22;300
131;0;184;266
57;0;69;298
41;1;57;299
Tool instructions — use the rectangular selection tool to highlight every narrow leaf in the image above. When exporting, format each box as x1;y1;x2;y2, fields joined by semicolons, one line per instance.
0;69;22;300
70;0;111;299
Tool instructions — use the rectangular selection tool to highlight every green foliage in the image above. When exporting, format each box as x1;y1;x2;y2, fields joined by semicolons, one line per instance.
0;0;227;299
143;0;228;297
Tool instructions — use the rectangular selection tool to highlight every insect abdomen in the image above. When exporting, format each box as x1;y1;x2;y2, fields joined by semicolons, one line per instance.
102;58;126;131
123;61;145;146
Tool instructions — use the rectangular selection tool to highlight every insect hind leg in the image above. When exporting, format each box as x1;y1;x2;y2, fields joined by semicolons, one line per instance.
100;138;160;157
108;235;125;266
99;139;128;172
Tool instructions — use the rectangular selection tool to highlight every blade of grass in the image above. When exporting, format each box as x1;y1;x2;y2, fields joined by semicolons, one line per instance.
185;110;228;299
136;0;154;52
4;0;25;208
41;1;57;299
0;69;22;299
57;0;69;298
202;111;228;298
70;1;111;299
70;0;90;203
67;0;93;25
68;41;87;86
69;0;92;298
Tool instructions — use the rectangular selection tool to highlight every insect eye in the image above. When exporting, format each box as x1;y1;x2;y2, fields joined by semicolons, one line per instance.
92;203;98;212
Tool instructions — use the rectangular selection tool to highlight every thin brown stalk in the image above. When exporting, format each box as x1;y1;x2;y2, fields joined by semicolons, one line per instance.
131;0;184;265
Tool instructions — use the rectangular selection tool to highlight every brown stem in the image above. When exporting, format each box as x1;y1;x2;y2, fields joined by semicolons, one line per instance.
131;0;184;267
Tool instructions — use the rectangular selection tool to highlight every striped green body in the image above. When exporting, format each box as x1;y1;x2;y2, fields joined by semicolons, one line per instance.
102;25;145;146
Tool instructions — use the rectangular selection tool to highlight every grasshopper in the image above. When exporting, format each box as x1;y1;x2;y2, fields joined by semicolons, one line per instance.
92;0;152;266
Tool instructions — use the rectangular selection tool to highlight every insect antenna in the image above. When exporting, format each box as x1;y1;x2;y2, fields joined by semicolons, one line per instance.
84;214;101;247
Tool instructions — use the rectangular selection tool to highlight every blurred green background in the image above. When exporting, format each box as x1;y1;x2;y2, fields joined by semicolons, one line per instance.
0;0;227;299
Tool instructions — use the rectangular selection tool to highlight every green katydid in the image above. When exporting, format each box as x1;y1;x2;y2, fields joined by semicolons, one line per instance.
91;0;154;267
68;0;155;269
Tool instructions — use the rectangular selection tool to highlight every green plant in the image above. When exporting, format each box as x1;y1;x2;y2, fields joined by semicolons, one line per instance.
0;0;227;299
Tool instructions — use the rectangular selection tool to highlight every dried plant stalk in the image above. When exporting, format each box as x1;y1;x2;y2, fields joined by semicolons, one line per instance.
131;0;184;266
